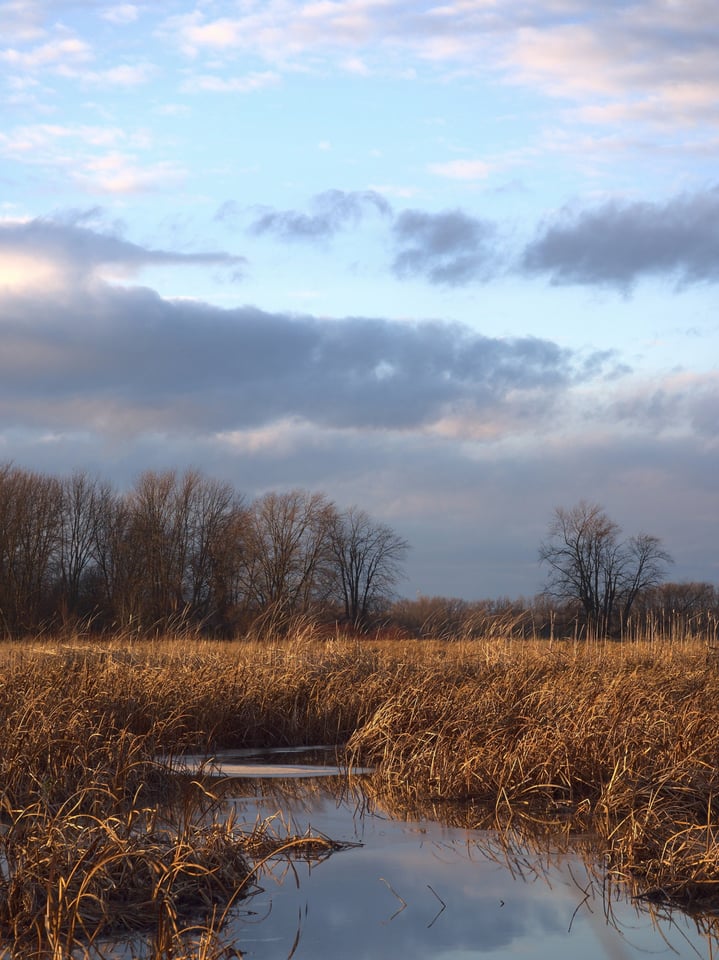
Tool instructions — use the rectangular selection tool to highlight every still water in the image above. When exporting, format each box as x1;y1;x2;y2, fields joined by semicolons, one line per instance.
188;748;716;960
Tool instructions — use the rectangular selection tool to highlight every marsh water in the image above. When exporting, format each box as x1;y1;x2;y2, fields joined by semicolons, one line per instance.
177;747;717;960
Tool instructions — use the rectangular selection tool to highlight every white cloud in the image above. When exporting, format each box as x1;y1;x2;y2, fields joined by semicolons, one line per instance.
89;63;157;86
101;4;139;25
341;55;370;75
0;251;64;293
0;215;245;292
185;71;280;93
215;418;320;457
158;1;719;139
0;122;183;197
573;83;719;129
75;154;187;195
507;10;719;129
0;24;153;88
0;0;47;42
162;1;485;63
171;13;242;55
0;34;93;69
0;123;127;155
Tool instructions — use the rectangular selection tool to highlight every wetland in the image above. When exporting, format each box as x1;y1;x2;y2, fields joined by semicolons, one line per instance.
0;635;718;958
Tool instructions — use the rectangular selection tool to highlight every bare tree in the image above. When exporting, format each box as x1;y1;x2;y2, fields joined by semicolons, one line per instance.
0;464;63;634
57;471;111;623
539;501;672;637
329;506;408;629
123;470;186;629
113;470;247;634
88;485;135;630
619;533;674;632
182;473;246;631
240;490;336;633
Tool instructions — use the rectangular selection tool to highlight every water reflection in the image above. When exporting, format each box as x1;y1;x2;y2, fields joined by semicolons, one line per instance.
193;754;716;960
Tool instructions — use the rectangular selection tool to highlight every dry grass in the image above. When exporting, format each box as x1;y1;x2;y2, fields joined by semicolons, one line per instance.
345;636;719;909
0;638;370;958
0;631;718;956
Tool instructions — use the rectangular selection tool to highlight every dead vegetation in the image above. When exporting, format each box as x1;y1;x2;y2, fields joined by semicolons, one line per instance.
0;632;718;956
0;640;363;958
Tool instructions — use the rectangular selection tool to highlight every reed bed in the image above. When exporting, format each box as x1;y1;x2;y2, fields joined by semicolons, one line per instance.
0;632;718;956
0;639;372;959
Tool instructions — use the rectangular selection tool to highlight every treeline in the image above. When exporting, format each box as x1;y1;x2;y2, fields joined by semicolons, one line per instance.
0;464;408;638
389;585;719;642
389;500;718;642
1;463;715;642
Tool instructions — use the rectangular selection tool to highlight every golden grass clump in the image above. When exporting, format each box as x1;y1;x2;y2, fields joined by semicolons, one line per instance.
0;640;370;958
344;638;719;908
0;804;253;955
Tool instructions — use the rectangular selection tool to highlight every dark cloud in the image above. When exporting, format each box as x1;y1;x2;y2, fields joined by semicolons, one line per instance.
248;189;392;241
0;219;576;439
578;349;631;380
0;214;246;280
392;209;498;285
522;187;719;290
605;376;719;442
0;280;575;434
689;384;719;440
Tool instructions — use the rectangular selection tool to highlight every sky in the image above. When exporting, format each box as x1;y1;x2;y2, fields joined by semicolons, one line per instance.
1;0;718;601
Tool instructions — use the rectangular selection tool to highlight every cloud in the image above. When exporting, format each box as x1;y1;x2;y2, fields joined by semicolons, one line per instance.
74;153;186;195
0;22;154;88
61;62;157;87
508;6;719;126
0;218;579;436
0;214;246;288
248;189;392;241
8;3;718;142
392;209;498;285
101;4;139;25
0;286;575;436
0;1;47;42
341;56;370;75
161;0;520;67
522;186;719;289
0;124;180;195
164;4;384;59
159;0;719;117
0;34;92;69
0;123;127;155
157;1;719;145
246;197;502;286
604;371;719;442
185;71;280;93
